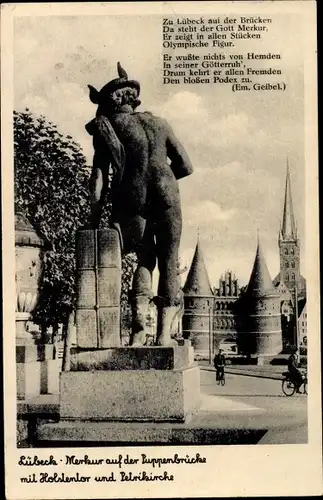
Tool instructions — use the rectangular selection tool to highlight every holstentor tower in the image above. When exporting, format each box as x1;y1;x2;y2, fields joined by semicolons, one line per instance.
235;238;283;358
182;239;214;355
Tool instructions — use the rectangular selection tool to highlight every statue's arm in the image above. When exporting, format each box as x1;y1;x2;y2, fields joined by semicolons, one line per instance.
88;116;124;186
163;119;193;180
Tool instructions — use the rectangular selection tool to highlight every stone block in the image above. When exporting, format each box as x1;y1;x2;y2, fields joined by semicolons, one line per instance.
98;308;120;347
60;366;200;422
76;309;97;347
17;362;41;400
69;345;195;371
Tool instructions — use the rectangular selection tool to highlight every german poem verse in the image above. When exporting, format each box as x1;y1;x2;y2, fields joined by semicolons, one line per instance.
162;15;286;92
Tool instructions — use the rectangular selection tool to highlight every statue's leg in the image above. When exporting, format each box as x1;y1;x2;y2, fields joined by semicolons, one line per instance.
119;216;157;346
155;202;182;346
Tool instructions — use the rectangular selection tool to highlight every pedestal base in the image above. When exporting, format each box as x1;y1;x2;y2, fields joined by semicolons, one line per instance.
60;365;200;422
36;419;266;446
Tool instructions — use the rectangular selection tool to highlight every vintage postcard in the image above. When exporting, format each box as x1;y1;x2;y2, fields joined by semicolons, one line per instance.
1;1;321;498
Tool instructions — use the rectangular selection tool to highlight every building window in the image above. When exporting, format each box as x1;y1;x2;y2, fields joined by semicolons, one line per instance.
291;261;295;268
285;273;289;282
291;273;295;281
285;248;288;255
285;261;289;268
291;248;295;255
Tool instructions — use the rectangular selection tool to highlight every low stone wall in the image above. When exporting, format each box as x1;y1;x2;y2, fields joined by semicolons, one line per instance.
17;397;60;447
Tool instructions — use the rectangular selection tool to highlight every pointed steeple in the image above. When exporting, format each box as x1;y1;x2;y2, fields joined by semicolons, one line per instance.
246;238;275;297
183;239;213;296
280;160;297;240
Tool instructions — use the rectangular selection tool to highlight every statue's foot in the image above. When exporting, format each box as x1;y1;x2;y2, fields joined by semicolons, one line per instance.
155;305;180;346
131;295;150;346
129;331;146;347
155;334;171;346
155;335;178;347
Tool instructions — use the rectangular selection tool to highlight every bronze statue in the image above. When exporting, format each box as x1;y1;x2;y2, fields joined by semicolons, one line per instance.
86;62;193;346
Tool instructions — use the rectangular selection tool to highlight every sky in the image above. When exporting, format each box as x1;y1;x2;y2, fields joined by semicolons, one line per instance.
13;11;306;288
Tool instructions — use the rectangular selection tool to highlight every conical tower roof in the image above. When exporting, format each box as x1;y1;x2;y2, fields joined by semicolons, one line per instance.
281;161;297;240
183;240;213;296
245;239;276;297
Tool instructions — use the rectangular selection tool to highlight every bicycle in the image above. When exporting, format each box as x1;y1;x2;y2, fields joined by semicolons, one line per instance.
216;368;225;386
281;370;307;396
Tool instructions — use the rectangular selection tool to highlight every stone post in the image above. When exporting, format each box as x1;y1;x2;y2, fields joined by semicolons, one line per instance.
75;228;121;348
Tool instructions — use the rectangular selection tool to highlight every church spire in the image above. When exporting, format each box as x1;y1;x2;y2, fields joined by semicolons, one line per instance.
280;160;297;240
183;238;213;296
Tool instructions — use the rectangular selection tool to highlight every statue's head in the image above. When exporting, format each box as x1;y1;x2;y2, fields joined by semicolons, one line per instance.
88;62;141;113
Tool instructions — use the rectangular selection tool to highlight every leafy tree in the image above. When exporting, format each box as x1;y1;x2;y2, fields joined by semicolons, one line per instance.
14;109;91;330
14;109;135;335
121;252;137;335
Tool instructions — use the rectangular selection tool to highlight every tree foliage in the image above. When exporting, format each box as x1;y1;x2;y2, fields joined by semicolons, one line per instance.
14;109;135;331
14;109;91;327
121;252;137;331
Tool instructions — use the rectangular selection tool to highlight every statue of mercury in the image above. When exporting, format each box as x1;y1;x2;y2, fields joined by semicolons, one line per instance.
85;62;193;346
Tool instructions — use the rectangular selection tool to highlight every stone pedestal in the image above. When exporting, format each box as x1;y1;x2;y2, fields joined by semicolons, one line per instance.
42;228;202;440
60;345;199;423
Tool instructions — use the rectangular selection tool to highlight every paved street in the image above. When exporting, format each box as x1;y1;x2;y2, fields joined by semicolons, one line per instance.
198;367;308;443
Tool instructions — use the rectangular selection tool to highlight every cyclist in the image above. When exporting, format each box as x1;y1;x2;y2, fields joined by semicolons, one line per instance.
287;348;303;393
214;348;226;382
